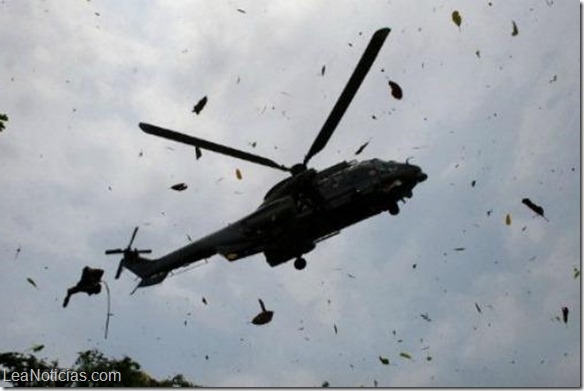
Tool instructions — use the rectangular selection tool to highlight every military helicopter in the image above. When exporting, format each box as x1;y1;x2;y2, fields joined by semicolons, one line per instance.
106;28;427;290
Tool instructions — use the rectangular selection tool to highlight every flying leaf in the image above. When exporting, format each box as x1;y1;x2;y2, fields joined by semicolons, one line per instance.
452;10;462;28
236;8;246;14
333;324;338;334
400;352;412;360
321;65;326;76
235;168;243;180
170;183;188;191
522;198;548;221
420;313;431;322
475;302;482;314
511;20;519;36
354;141;370;155
27;277;37;289
195;146;202;160
453;247;466;252
192;96;208;115
388;80;403;100
573;268;580;279
202;297;207;305
31;344;45;353
561;306;569;324
505;213;512;226
379;356;390;365
0;113;8;132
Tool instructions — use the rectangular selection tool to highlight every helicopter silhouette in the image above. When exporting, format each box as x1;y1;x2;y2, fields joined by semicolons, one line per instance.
106;28;427;290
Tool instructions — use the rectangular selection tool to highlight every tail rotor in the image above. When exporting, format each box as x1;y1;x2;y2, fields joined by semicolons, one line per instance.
105;227;152;279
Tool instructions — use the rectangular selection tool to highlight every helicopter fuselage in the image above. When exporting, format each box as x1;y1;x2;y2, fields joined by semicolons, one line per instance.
126;158;426;287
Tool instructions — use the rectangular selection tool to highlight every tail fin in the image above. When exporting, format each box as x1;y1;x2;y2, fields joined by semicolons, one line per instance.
116;255;168;292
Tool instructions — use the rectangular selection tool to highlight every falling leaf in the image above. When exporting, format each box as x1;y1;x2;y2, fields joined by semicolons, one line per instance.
505;213;512;226
334;324;338;334
400;352;412;360
522;198;548;221
192;96;208;115
388;80;403;100
236;8;246;14
561;306;569;324
27;277;37;289
321;65;326;76
573;268;580;279
379;356;390;365
170;183;188;191
475;302;482;314
195;146;202;160
452;10;462;28
0;113;8;132
186;234;193;242
202;297;207;305
31;344;45;353
471;180;476;187
511;20;519;36
354;141;370;155
235;168;243;180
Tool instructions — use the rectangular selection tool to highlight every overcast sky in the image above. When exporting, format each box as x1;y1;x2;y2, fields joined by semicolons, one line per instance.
0;0;580;387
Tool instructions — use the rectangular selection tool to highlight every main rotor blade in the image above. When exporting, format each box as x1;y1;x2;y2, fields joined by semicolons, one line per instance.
304;28;390;165
140;123;291;173
128;226;139;249
105;249;123;255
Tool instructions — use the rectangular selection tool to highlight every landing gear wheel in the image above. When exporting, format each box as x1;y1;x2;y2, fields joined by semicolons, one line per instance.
388;203;400;215
294;257;307;270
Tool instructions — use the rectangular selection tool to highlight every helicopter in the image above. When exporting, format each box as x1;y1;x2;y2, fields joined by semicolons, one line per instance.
106;27;427;290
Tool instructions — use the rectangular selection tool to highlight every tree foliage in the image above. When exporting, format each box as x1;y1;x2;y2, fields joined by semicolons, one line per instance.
0;349;197;387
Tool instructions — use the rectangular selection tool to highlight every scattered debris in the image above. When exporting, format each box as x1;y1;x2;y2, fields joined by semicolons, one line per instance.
420;313;432;322
186;234;193;242
511;20;519;36
62;266;104;308
192;96;208;115
549;74;558;83
321;65;326;76
471;180;476;187
195;146;202;160
251;299;273;325
388;80;403;100
26;277;37;289
573;268;580;279
236;8;246;14
475;302;482;314
452;10;462;28
475;50;481;58
202;297;208;305
400;352;412;360
30;344;45;353
170;183;188;191
354;140;370;155
453;247;466;251
522;198;548;221
321;381;330;387
334;324;338;334
0;113;8;132
561;306;569;324
14;246;21;259
505;213;512;226
235;168;243;180
379;356;390;365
